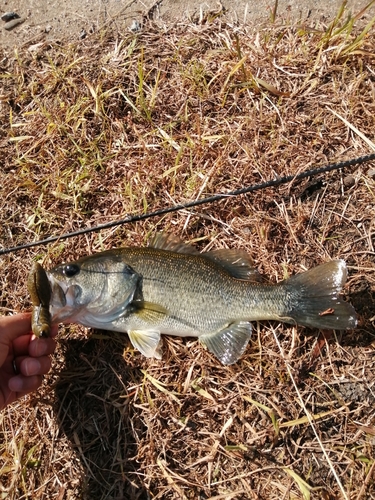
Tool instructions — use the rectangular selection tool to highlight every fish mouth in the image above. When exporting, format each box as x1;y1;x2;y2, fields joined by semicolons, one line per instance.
47;273;65;306
47;272;83;324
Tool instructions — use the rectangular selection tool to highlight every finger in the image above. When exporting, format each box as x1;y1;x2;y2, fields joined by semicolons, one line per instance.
16;356;52;377
50;325;59;339
0;313;31;343
0;314;32;368
12;334;33;357
12;328;58;358
8;374;43;394
28;337;56;357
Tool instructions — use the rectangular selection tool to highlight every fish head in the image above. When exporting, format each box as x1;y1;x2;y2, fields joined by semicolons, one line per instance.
48;253;141;327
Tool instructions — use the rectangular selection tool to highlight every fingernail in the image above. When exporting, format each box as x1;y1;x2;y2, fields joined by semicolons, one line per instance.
24;358;41;376
8;376;23;392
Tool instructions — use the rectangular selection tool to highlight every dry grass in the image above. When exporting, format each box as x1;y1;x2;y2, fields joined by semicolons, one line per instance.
1;3;375;499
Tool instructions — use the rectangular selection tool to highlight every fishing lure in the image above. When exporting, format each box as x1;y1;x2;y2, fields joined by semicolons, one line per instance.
27;261;52;337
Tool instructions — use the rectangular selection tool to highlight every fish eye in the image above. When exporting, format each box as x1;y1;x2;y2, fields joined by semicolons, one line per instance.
63;264;80;277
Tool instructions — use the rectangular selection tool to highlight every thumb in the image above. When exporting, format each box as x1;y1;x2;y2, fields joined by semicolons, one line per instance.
0;313;32;356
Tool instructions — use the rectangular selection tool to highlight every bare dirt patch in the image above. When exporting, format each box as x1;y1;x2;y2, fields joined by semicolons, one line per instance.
0;0;373;49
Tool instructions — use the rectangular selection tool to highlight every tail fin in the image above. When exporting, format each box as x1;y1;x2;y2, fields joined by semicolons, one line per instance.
283;260;357;330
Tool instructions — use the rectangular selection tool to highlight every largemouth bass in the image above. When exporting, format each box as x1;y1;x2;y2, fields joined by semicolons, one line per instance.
47;234;357;365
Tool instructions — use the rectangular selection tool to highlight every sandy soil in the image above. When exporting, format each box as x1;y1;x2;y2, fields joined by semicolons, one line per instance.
0;0;372;49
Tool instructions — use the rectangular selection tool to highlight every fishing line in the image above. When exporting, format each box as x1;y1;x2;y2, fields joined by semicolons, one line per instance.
1;152;375;256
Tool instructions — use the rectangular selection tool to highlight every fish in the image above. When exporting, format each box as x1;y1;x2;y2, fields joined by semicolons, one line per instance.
47;234;357;365
28;261;52;337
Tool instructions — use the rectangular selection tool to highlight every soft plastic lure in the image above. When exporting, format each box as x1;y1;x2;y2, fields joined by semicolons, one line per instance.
27;261;52;337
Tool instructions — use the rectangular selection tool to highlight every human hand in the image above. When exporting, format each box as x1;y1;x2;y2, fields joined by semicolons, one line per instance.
0;313;57;411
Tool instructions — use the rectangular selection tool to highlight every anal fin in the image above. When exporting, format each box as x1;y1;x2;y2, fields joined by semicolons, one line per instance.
200;321;252;365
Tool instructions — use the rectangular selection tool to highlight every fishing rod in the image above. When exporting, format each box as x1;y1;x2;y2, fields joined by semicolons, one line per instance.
1;152;375;256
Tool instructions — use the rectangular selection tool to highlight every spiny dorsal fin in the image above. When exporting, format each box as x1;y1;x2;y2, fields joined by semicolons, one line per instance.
203;249;261;281
150;233;260;281
149;233;200;255
200;321;253;365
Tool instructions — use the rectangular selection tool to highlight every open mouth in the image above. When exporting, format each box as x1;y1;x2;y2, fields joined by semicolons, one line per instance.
47;272;79;324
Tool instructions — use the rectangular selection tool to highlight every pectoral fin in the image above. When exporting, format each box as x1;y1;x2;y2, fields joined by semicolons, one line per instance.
200;321;252;365
128;330;162;359
133;301;168;323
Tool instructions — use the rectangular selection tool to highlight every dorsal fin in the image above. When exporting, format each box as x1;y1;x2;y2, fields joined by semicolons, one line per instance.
203;249;261;281
149;233;200;255
149;233;261;281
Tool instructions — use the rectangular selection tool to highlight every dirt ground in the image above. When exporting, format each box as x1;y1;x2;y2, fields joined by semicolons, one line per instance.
1;1;375;499
0;0;373;49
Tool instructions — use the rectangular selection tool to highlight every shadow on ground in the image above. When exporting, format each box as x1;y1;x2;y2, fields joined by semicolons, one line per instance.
346;277;375;346
54;336;149;500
